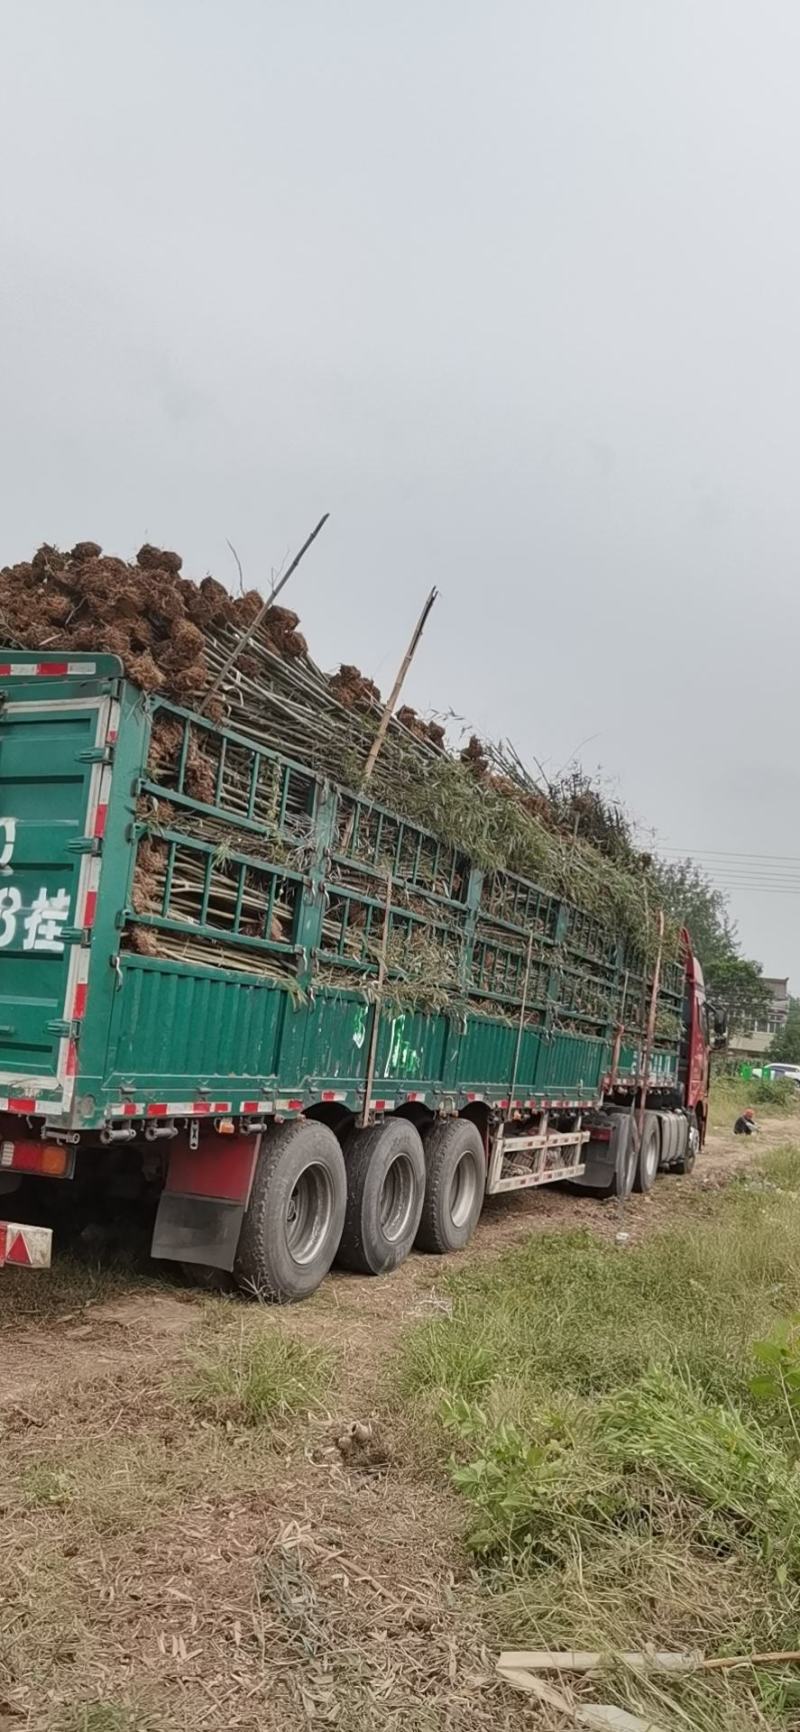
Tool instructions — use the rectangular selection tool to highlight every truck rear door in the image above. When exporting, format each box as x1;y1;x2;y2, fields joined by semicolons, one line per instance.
0;681;113;1110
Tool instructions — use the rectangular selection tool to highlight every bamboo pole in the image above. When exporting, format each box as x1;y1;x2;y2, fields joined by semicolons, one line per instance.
199;513;329;712
361;875;393;1126
636;907;665;1149
362;587;438;786
508;932;534;1108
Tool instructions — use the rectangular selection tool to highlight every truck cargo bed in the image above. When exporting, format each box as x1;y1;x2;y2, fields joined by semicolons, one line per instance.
0;653;683;1133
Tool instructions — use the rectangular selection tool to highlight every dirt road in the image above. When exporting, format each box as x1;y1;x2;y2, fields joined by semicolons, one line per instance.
0;1117;792;1732
1;1113;791;1434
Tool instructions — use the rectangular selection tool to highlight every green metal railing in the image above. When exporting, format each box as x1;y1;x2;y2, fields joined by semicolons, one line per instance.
128;699;679;1044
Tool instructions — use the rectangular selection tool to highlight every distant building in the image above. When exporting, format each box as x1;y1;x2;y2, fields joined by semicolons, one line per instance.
728;976;790;1059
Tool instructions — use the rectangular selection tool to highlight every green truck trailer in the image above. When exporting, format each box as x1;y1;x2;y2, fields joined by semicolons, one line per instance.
0;652;711;1295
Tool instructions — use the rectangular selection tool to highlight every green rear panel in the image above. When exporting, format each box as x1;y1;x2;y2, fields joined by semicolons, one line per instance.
0;688;106;1097
0;658;683;1125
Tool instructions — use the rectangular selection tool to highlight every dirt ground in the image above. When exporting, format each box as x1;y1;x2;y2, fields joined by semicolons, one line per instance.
0;1118;791;1732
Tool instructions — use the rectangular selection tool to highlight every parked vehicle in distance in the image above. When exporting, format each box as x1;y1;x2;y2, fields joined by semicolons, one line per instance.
757;1063;800;1086
0;653;712;1295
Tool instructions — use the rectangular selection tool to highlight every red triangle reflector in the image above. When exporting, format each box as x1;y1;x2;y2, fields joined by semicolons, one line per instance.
7;1230;32;1266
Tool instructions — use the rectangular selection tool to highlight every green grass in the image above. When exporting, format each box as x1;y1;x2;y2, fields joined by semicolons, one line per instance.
402;1175;800;1409
183;1323;335;1428
756;1144;800;1189
19;1464;75;1509
399;1163;800;1731
62;1704;156;1732
709;1073;798;1129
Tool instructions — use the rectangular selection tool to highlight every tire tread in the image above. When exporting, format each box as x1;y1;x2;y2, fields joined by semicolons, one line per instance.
235;1120;346;1302
417;1120;485;1253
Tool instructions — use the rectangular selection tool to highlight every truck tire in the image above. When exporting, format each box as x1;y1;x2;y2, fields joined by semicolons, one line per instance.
235;1120;347;1303
633;1113;660;1193
416;1119;486;1253
338;1118;425;1274
610;1119;638;1198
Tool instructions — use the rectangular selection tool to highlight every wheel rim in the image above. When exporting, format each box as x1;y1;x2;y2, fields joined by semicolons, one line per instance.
688;1120;700;1156
449;1152;478;1228
644;1131;659;1182
380;1154;416;1243
285;1163;335;1265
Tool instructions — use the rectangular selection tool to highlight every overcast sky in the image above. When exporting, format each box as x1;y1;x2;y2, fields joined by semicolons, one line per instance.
1;0;799;983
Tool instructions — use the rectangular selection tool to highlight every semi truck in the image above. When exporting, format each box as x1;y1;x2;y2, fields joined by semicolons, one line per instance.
0;652;711;1296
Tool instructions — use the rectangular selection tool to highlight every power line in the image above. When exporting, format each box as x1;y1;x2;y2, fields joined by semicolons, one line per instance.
696;874;800;886
703;879;800;893
658;847;800;863
694;873;800;885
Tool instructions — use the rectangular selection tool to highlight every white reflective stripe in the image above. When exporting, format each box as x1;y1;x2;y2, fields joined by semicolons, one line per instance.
163;1102;232;1115
0;663;96;677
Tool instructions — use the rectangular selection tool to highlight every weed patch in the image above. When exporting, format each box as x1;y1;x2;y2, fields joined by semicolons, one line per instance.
401;1172;800;1730
709;1074;798;1130
183;1324;335;1428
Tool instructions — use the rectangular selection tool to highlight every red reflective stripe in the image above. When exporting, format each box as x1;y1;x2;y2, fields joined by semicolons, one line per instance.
288;1100;303;1111
37;661;68;676
72;983;88;1019
147;1104;168;1117
121;1103;138;1117
94;804;108;839
83;889;98;926
8;1098;35;1114
213;1102;231;1112
64;1040;78;1077
192;1103;211;1115
242;1101;259;1114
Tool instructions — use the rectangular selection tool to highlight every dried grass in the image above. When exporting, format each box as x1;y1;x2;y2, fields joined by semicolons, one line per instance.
0;1297;528;1732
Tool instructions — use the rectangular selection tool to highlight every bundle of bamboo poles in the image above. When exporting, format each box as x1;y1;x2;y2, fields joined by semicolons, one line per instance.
1;529;671;962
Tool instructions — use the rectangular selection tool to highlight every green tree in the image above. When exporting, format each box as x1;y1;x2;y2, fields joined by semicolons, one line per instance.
770;998;800;1064
652;857;770;1029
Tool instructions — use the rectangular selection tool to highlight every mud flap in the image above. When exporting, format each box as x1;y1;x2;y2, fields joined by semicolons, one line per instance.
578;1115;632;1191
151;1133;260;1271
